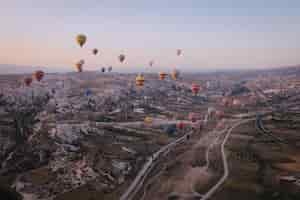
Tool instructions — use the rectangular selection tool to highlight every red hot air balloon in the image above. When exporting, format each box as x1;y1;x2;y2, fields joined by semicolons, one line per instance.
191;83;200;95
216;110;225;119
177;122;185;130
159;72;168;80
24;77;33;86
33;70;44;82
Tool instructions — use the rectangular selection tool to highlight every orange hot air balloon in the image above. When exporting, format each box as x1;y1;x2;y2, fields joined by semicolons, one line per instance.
92;48;98;55
24;77;33;86
159;72;167;80
76;34;87;47
33;70;44;82
119;54;125;63
75;62;83;72
171;69;179;80
191;83;200;95
177;49;182;56
135;74;145;87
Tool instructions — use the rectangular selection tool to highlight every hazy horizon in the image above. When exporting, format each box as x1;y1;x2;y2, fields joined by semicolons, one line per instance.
1;0;300;73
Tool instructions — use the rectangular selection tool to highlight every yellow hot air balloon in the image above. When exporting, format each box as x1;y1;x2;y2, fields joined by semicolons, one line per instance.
144;116;153;125
76;34;87;47
135;74;145;87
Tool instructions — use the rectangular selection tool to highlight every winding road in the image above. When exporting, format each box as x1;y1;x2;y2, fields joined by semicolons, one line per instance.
200;118;254;200
120;130;193;200
120;117;254;200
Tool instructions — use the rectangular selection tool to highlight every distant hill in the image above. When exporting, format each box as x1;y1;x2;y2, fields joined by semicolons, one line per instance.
1;64;300;75
0;64;70;74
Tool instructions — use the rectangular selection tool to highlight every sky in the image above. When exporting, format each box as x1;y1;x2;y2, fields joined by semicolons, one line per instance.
0;0;300;73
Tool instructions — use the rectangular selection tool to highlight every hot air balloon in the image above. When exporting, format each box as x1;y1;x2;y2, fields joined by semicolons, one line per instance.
176;121;185;130
164;124;177;136
216;110;225;119
101;67;106;73
136;74;145;87
191;83;200;95
144;116;153;125
119;54;125;63
221;97;232;107
177;49;182;56
75;62;83;72
149;60;154;67
24;77;33;86
108;66;112;72
171;69;179;80
76;34;87;47
92;48;98;55
33;70;44;82
159;72;167;80
85;89;92;97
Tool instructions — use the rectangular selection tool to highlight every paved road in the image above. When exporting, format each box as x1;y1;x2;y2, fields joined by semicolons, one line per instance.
120;130;192;200
204;128;228;170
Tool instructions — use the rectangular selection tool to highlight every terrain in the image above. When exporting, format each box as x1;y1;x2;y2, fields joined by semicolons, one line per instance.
0;67;300;200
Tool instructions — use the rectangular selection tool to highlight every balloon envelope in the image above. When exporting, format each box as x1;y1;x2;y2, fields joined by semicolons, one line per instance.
92;48;98;55
177;49;182;56
136;74;145;87
159;72;167;80
171;69;179;80
24;77;33;86
149;60;154;67
75;62;83;72
33;70;44;82
76;34;87;47
119;54;125;63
